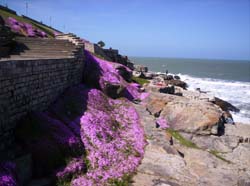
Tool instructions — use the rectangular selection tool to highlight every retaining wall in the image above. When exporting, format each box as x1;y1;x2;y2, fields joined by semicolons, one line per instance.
0;57;84;158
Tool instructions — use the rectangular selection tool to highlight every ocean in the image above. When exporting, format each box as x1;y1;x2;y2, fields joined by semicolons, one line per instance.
130;57;250;124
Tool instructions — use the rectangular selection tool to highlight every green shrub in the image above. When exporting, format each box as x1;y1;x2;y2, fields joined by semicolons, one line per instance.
132;76;149;86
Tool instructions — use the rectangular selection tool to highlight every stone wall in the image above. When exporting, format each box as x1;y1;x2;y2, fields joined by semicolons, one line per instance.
84;42;95;53
93;44;112;61
0;57;84;158
103;49;134;69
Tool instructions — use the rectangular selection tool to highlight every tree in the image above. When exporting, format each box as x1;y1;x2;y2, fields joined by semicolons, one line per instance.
97;40;105;48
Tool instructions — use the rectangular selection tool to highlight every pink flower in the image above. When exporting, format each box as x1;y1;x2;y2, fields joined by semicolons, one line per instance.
156;117;169;129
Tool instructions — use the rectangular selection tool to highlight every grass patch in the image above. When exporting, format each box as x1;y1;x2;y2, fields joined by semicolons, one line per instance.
91;52;106;60
0;9;28;23
56;180;71;186
0;9;56;37
30;21;56;38
208;150;231;164
166;129;199;149
132;76;149;86
109;174;133;186
166;129;231;163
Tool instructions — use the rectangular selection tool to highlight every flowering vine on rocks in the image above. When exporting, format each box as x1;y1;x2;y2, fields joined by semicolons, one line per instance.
84;50;149;101
156;117;169;129
5;17;47;37
0;162;18;186
71;88;146;185
17;83;147;185
14;40;148;185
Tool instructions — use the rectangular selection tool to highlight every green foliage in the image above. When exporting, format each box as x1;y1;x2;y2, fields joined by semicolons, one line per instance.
83;154;91;170
97;40;105;48
31;21;55;38
166;129;231;163
166;129;199;149
208;150;231;164
132;76;149;86
109;174;133;186
0;9;56;37
56;180;71;186
91;52;106;60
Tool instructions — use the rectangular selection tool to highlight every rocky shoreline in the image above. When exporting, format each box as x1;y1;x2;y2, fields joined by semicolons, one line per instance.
131;65;250;186
1;5;249;186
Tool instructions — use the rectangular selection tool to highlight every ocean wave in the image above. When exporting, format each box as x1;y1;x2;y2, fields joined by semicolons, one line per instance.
178;73;250;124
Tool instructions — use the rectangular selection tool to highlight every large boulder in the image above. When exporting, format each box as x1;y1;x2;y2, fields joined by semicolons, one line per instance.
144;72;154;79
103;82;124;99
84;51;148;101
174;75;181;80
134;65;148;72
165;75;174;80
213;97;240;112
113;64;132;82
159;85;175;95
133;102;250;186
165;79;187;89
146;92;224;135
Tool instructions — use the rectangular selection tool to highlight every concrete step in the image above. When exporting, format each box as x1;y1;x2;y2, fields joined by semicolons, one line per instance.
19;45;76;50
15;40;75;46
16;41;73;46
18;53;75;57
16;37;68;42
16;41;71;45
19;46;81;50
17;49;78;53
16;50;77;54
18;45;77;49
11;53;75;57
7;55;75;60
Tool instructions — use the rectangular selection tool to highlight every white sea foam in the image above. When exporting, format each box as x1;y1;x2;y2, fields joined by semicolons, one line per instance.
177;74;250;124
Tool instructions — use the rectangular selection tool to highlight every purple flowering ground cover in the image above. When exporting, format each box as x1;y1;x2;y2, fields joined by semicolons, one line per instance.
16;85;146;185
156;117;170;129
84;50;149;101
14;48;149;185
4;17;56;38
0;162;18;186
72;88;146;185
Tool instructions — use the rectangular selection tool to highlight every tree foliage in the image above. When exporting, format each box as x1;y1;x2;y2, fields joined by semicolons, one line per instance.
97;40;105;48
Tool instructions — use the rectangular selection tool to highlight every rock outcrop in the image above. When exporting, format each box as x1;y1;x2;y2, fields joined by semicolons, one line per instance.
146;92;224;135
165;79;187;89
84;50;148;100
213;97;240;112
132;99;250;186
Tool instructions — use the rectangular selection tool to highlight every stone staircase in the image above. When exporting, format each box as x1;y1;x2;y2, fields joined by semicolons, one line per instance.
56;33;84;46
0;36;83;60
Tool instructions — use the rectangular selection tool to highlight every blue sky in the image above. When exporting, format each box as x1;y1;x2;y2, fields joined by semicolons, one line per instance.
2;0;250;60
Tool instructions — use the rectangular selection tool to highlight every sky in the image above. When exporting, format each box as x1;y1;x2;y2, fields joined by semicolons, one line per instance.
1;0;250;60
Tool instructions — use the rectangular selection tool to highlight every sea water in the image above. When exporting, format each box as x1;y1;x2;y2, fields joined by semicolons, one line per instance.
130;57;250;124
